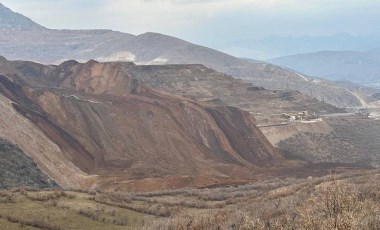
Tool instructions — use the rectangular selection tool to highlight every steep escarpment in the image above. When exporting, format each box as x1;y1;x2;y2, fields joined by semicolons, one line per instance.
260;120;333;146
206;106;279;164
0;57;283;191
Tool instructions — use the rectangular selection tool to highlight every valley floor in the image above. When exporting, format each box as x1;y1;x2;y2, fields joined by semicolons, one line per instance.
0;170;378;230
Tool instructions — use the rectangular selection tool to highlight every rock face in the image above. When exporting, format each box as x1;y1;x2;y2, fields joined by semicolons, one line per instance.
0;57;284;191
0;3;366;108
0;138;57;189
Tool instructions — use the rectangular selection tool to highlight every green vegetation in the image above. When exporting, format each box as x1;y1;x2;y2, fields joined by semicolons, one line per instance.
0;190;148;230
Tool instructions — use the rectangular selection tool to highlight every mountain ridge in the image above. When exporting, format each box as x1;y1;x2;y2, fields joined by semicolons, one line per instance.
0;2;368;108
0;2;44;30
223;33;380;59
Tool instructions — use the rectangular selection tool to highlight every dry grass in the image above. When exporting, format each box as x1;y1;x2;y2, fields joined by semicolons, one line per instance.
142;170;379;230
0;170;378;230
278;118;380;167
0;191;14;203
0;190;148;230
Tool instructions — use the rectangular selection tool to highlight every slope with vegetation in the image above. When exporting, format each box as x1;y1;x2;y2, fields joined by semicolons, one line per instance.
277;118;380;168
0;139;56;189
0;170;378;229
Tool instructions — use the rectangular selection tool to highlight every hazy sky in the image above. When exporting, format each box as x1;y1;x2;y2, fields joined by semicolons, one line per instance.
2;0;380;53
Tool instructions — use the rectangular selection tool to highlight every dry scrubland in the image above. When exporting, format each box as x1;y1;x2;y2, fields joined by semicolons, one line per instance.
0;170;378;230
278;118;380;167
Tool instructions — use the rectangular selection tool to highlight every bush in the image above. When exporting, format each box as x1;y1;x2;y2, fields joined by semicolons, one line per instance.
5;215;65;230
143;177;379;230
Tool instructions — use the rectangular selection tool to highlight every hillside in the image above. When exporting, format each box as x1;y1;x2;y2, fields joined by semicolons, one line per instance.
0;138;56;189
0;57;291;191
0;2;43;30
0;3;367;108
277;118;380;168
124;64;343;123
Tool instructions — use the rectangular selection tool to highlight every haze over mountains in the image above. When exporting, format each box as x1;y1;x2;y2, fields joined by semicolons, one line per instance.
270;49;380;89
0;2;376;108
0;3;379;184
224;33;380;60
0;2;379;229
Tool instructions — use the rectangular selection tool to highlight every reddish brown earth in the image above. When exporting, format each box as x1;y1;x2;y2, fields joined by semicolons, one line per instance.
0;57;296;191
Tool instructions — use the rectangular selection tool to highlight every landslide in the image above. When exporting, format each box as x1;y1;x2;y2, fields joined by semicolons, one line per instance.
124;64;344;123
0;57;284;191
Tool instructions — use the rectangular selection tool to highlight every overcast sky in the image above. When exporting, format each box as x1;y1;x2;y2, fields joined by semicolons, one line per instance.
2;0;380;55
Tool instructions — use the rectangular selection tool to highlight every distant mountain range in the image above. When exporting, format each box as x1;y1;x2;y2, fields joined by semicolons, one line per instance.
270;50;380;90
222;33;380;60
0;2;376;108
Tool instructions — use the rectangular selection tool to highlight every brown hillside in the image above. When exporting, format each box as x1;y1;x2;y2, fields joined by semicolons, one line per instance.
123;64;344;123
0;57;285;191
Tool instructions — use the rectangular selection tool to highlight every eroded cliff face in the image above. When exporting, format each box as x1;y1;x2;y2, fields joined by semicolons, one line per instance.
0;58;282;191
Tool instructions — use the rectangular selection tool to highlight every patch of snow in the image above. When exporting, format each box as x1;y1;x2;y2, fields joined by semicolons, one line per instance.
295;73;309;81
300;118;323;124
137;57;169;65
63;95;99;104
96;51;136;62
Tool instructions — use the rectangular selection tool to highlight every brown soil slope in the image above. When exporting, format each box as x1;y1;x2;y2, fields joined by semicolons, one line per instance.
0;57;283;191
124;64;344;123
